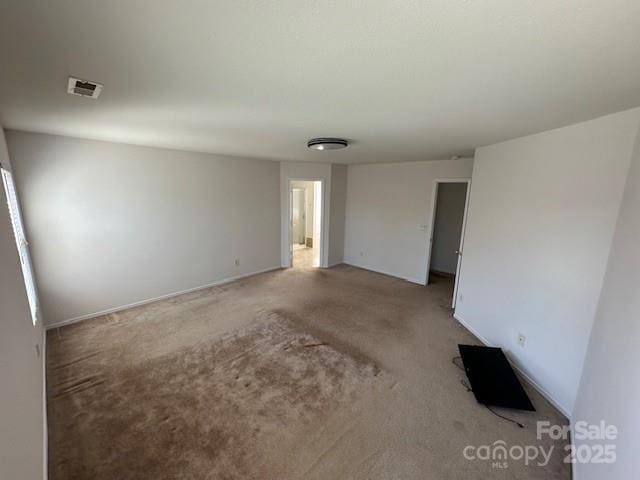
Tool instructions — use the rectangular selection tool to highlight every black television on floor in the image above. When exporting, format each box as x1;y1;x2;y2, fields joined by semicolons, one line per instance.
458;344;535;411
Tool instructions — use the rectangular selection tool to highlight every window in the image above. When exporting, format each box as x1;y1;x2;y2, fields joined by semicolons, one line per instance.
1;167;39;325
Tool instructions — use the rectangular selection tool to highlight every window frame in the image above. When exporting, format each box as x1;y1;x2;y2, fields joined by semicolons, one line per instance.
1;166;39;325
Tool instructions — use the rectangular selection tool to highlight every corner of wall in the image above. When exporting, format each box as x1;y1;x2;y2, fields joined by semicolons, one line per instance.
569;113;640;480
41;326;48;480
0;126;48;479
329;164;347;265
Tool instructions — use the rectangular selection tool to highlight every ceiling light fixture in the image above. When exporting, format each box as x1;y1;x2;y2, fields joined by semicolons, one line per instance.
307;138;349;151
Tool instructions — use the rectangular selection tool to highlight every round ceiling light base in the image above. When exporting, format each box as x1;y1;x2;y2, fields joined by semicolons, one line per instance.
307;138;349;151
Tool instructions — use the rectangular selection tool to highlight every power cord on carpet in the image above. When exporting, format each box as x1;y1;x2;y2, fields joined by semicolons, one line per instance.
485;405;524;428
452;356;525;429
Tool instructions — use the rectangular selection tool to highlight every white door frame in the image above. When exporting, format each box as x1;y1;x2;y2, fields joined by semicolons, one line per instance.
424;178;472;309
287;178;325;268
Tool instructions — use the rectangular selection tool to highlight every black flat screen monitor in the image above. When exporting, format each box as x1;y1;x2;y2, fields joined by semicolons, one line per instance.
458;344;535;411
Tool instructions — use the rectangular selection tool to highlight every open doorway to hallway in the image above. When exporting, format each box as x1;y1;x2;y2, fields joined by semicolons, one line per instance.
425;179;471;308
290;180;322;268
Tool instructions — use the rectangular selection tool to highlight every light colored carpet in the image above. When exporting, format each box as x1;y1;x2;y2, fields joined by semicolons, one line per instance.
46;265;570;479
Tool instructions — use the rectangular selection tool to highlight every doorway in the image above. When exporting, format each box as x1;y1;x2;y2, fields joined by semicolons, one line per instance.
289;180;322;268
425;179;471;308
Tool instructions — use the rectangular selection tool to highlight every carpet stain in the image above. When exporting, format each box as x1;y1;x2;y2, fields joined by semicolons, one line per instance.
47;315;379;479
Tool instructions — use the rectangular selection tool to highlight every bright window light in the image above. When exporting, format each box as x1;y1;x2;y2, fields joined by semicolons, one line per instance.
1;167;39;325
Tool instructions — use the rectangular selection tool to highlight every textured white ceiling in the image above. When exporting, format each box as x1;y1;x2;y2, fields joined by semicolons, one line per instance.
1;1;640;164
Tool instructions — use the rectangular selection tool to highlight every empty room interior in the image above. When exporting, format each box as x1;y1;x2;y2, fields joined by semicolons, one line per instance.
1;2;639;479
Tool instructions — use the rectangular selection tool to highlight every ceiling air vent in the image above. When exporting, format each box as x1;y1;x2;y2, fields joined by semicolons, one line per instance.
67;76;103;99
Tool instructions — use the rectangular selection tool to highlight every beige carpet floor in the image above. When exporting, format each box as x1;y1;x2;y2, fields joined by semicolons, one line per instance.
46;265;571;479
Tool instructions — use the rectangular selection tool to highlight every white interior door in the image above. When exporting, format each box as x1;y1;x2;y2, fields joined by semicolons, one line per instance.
291;189;305;245
452;181;472;309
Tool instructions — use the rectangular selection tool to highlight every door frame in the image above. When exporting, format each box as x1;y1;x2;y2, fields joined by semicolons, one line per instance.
287;178;325;268
424;178;472;309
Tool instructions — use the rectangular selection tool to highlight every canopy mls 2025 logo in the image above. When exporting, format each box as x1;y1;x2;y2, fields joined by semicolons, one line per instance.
463;421;617;469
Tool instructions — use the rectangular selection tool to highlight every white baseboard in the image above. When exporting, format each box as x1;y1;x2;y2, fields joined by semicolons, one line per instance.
453;312;571;418
45;266;282;330
453;312;492;346
342;261;423;285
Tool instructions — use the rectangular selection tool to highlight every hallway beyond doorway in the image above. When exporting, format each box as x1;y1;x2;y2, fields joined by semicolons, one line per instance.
290;180;322;268
292;244;314;268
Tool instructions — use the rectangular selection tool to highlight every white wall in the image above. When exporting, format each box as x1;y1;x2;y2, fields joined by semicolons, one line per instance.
430;182;468;275
455;108;640;416
7;131;281;326
0;129;46;480
329;164;347;266
304;183;314;239
572;124;640;480
344;159;473;283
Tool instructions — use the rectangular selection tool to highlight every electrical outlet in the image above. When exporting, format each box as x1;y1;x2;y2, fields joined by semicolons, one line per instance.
359;251;364;257
234;259;240;267
459;293;464;303
517;334;526;347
